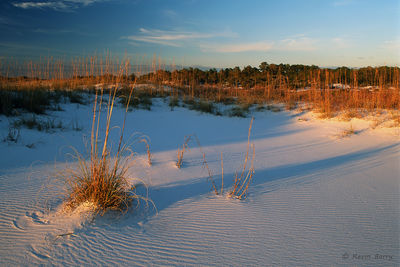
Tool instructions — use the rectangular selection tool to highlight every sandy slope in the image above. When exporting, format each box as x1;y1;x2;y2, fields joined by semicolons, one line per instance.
0;98;398;266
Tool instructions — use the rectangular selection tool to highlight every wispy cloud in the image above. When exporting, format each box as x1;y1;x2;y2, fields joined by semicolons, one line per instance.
125;28;317;53
12;0;103;11
13;1;67;10
124;28;237;47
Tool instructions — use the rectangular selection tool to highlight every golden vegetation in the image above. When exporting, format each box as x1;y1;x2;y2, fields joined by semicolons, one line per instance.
61;57;150;214
1;55;398;120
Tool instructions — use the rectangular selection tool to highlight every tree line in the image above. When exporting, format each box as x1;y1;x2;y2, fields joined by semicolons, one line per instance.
138;62;400;90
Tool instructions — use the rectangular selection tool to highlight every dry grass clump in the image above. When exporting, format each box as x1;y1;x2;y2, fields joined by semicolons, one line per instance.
267;104;282;112
12;115;63;132
228;105;248;118
342;109;362;120
144;139;152;166
64;60;149;214
200;118;256;200
340;123;355;138
370;117;384;129
370;111;400;129
3;123;20;143
176;135;192;168
0;88;53;116
1;56;399;122
389;111;400;128
201;150;219;195
174;133;221;195
64;146;135;213
169;96;180;110
119;89;153;111
137;135;152;166
228;118;255;199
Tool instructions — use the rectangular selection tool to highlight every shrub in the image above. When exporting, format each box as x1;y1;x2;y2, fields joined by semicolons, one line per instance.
3;124;20;143
169;96;180;110
140;95;152;110
0;89;52;116
229;106;247;117
182;96;195;107
228;102;251;117
269;105;282;112
120;90;153;111
67;91;85;104
13;115;63;132
196;100;214;114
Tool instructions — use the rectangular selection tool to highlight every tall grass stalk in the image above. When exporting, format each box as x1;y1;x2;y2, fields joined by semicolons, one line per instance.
138;136;152;166
64;59;149;214
229;117;255;199
176;135;192;168
201;152;219;195
220;152;224;195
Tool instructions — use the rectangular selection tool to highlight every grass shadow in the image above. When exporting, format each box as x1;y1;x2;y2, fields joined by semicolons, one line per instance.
144;143;399;219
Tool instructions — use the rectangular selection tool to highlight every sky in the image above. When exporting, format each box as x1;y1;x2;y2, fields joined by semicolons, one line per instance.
0;0;399;69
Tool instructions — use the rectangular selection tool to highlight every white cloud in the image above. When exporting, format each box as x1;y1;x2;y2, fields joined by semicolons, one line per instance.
125;28;317;53
67;0;99;5
12;0;103;11
13;1;68;10
126;36;182;47
124;28;236;47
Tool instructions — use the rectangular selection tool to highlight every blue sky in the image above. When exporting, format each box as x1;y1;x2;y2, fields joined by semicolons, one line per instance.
1;0;399;68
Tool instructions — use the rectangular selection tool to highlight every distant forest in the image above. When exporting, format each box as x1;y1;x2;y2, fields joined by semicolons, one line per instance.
1;58;399;90
138;63;399;90
0;58;399;115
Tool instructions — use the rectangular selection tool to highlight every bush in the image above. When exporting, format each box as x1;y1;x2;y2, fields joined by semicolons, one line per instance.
229;106;247;117
13;115;63;132
0;89;52;116
188;99;216;114
169;96;180;110
67;91;85;104
196;100;215;114
120;90;153;111
3;124;20;143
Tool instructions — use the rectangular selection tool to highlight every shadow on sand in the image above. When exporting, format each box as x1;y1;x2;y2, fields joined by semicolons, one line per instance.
138;143;399;217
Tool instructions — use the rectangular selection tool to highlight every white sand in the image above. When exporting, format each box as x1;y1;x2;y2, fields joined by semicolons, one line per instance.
0;98;398;266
